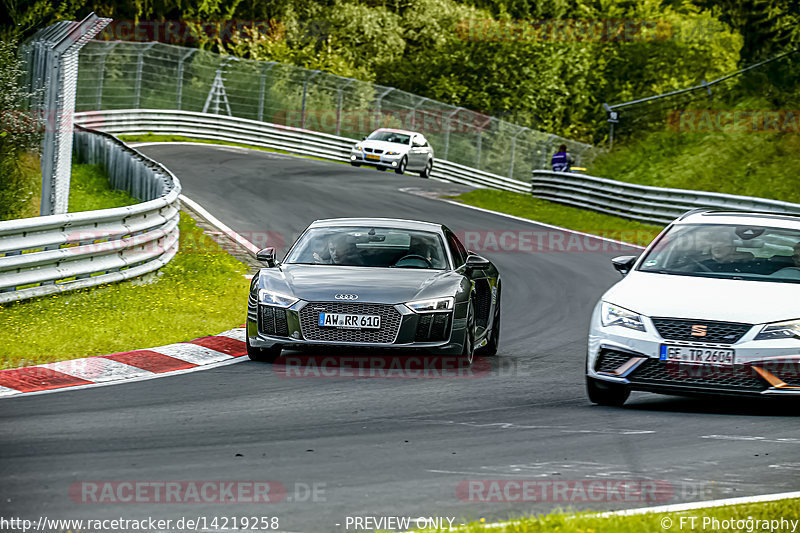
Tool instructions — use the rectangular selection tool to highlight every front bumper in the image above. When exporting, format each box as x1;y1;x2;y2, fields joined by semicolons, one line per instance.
587;307;800;397
350;150;403;168
247;298;467;355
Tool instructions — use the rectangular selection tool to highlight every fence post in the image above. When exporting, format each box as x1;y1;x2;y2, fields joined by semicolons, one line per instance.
508;127;528;179
336;78;355;136
374;87;394;130
133;42;155;109
176;48;196;111
301;70;321;130
411;96;429;131
257;63;273;122
95;41;116;110
442;108;462;161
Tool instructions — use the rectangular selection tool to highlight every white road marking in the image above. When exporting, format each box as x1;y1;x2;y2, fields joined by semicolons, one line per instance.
409;419;655;435
179;195;260;255
0;385;21;397
150;343;234;365
41;358;154;383
702;434;800;444
431;491;800;532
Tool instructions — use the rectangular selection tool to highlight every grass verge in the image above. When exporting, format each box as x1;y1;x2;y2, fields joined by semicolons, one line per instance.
588;98;800;204
0;161;249;369
0;212;249;369
446;189;664;247
119;133;348;164
449;497;800;532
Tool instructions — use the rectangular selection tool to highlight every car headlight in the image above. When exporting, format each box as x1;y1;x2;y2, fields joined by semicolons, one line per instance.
754;319;800;340
258;289;298;308
385;151;400;156
353;145;362;152
600;302;646;332
406;297;454;313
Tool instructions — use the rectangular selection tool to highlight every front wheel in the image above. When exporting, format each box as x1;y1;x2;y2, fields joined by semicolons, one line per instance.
419;159;432;178
477;285;500;356
459;305;475;367
395;156;407;175
247;337;282;363
586;377;630;406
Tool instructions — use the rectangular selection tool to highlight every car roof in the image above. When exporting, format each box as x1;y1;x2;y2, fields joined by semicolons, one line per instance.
309;217;444;232
371;128;419;136
675;209;800;230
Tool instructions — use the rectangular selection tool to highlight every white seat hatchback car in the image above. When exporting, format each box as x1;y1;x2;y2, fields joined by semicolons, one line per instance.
587;209;800;406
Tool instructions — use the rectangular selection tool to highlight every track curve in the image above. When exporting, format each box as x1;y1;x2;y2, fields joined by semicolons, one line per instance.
1;144;799;531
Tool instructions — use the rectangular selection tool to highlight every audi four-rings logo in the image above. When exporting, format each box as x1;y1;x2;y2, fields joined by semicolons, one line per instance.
335;294;359;300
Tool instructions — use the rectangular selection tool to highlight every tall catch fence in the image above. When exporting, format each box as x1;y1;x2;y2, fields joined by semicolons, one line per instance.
74;40;595;180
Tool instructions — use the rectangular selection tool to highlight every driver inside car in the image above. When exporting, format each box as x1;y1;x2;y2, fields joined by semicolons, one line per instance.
701;232;755;272
328;235;364;266
406;235;443;268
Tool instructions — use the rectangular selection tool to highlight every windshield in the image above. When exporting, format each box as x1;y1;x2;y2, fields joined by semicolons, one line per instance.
366;130;411;145
285;226;449;269
637;223;800;283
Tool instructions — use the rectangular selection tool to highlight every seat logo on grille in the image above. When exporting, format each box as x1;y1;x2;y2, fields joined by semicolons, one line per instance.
691;324;708;337
334;294;359;300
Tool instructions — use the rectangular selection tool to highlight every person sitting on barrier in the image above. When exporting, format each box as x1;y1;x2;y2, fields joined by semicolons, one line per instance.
551;144;575;172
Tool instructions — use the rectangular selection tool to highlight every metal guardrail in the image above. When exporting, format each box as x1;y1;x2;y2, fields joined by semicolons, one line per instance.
0;127;181;304
532;170;800;225
74;109;531;194
71;109;800;231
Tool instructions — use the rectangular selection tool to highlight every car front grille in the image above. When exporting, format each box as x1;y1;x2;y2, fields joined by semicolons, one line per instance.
260;305;289;337
628;359;767;391
651;318;752;344
595;350;634;373
414;313;452;342
364;148;383;154
299;302;402;344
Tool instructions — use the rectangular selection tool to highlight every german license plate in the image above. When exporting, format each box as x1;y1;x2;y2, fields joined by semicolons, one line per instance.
318;313;381;329
660;345;734;366
365;154;380;161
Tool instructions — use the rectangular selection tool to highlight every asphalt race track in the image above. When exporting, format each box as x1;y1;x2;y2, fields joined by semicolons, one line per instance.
2;144;799;532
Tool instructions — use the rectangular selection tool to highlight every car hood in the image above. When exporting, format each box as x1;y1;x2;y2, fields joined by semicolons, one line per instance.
357;140;409;153
261;264;461;304
604;271;800;324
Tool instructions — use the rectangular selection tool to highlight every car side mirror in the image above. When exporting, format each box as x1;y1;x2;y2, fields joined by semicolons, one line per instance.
611;255;637;275
361;136;367;141
257;247;277;267
465;254;490;273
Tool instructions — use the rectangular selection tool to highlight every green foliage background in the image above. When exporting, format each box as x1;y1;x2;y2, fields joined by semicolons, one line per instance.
7;0;798;143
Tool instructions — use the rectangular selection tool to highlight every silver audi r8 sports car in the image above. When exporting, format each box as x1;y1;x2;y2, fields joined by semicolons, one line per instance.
587;209;800;406
349;128;434;178
246;218;501;363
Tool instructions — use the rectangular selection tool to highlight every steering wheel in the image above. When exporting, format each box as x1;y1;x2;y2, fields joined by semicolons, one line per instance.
686;256;714;272
393;254;433;268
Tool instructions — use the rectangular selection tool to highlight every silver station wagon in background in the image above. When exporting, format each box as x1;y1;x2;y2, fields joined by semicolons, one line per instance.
350;128;434;178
